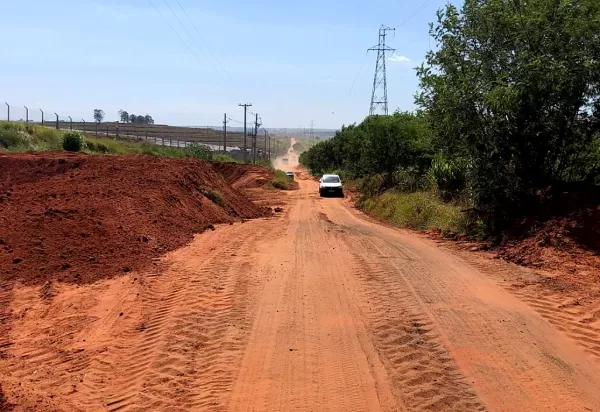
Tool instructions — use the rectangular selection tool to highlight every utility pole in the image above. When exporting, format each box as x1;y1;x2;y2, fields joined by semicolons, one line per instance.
24;106;28;124
40;109;44;126
223;113;227;154
267;131;271;161
264;130;268;160
310;120;315;149
5;102;9;122
238;103;252;163
54;113;59;130
253;113;259;164
368;25;395;116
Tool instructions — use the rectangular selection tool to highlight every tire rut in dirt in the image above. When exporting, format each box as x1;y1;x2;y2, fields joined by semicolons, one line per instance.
75;226;271;411
338;233;486;412
461;255;600;361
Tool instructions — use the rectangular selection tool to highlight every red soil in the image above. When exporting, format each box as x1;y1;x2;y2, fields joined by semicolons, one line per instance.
0;152;272;286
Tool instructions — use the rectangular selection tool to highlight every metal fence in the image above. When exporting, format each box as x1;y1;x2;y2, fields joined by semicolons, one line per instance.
0;101;281;161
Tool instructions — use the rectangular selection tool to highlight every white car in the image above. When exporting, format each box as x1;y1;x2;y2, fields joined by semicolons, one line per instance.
319;174;344;198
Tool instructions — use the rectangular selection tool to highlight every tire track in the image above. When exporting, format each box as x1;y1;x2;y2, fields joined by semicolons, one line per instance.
457;254;600;362
336;229;485;412
73;224;273;411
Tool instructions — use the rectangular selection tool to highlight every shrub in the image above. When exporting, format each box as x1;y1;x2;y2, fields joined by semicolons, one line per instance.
360;191;468;234
272;170;290;189
201;189;223;205
62;130;85;152
427;154;467;202
185;143;213;160
213;153;237;163
357;174;385;199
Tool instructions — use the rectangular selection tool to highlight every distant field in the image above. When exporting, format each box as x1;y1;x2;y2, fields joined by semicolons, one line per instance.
50;122;251;148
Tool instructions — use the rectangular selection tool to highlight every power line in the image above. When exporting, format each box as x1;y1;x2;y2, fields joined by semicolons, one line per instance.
174;0;239;92
161;0;230;90
348;54;369;97
147;0;208;71
397;0;436;29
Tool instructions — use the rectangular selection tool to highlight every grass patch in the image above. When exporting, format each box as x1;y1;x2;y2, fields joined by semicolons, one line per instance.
272;170;291;189
359;191;468;235
201;189;223;206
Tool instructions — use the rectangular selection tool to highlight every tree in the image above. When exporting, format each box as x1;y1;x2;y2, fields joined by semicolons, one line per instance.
93;109;105;124
118;109;129;123
144;114;154;125
416;0;600;230
136;115;144;124
129;113;137;124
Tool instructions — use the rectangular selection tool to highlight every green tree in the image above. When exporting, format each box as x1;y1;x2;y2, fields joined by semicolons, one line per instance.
93;109;105;124
416;0;600;230
118;110;129;123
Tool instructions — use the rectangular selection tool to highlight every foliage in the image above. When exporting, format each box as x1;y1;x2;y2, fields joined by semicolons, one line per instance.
62;130;85;152
360;191;468;235
272;170;291;189
416;0;600;230
201;189;223;206
93;109;105;124
0;122;61;151
185;143;213;160
300;112;434;183
213;153;237;163
426;154;468;202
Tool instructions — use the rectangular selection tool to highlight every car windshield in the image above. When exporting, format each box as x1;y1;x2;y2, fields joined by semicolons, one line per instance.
323;176;340;183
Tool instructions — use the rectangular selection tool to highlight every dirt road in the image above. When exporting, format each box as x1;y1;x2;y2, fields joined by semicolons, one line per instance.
2;160;600;411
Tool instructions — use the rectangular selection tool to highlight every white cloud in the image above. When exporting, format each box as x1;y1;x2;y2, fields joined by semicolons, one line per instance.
389;55;411;63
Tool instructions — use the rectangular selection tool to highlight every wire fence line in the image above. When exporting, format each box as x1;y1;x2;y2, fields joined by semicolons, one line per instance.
0;101;282;161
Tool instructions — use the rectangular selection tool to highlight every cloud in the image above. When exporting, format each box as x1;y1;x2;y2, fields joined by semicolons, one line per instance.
389;54;411;63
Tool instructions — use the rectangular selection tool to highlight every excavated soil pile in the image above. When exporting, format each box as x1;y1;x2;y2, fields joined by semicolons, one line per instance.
0;152;271;286
495;190;600;279
211;162;271;189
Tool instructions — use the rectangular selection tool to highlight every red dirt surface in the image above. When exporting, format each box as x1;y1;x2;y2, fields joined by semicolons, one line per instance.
0;152;271;286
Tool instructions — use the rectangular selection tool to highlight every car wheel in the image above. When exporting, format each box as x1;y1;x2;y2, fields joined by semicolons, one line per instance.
319;189;324;197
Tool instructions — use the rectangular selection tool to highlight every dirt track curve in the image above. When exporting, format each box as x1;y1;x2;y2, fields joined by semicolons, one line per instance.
2;151;600;411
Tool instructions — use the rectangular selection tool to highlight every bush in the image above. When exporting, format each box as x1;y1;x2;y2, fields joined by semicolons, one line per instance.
357;174;385;199
360;191;468;234
62;131;85;152
201;189;223;205
185;143;213;160
272;170;290;189
427;154;467;201
213;153;237;163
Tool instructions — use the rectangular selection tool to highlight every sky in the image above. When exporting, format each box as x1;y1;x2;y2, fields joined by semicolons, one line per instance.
0;0;454;129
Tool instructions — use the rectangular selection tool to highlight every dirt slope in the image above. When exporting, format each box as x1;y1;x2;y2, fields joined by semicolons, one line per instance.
0;153;271;286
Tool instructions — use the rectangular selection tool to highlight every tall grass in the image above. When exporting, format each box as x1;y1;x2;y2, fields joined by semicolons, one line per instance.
272;170;291;189
359;191;468;234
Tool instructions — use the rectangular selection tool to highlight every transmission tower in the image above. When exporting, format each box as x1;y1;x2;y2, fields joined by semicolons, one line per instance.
368;25;395;116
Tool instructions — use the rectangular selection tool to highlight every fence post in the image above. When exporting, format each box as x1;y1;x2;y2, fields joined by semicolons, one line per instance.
54;113;59;130
40;109;44;127
5;103;9;122
95;122;98;136
68;116;72;130
82;119;86;133
106;126;109;137
24;106;28;124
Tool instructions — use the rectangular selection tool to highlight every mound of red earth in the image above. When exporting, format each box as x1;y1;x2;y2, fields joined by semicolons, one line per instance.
0;153;272;286
496;209;600;280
